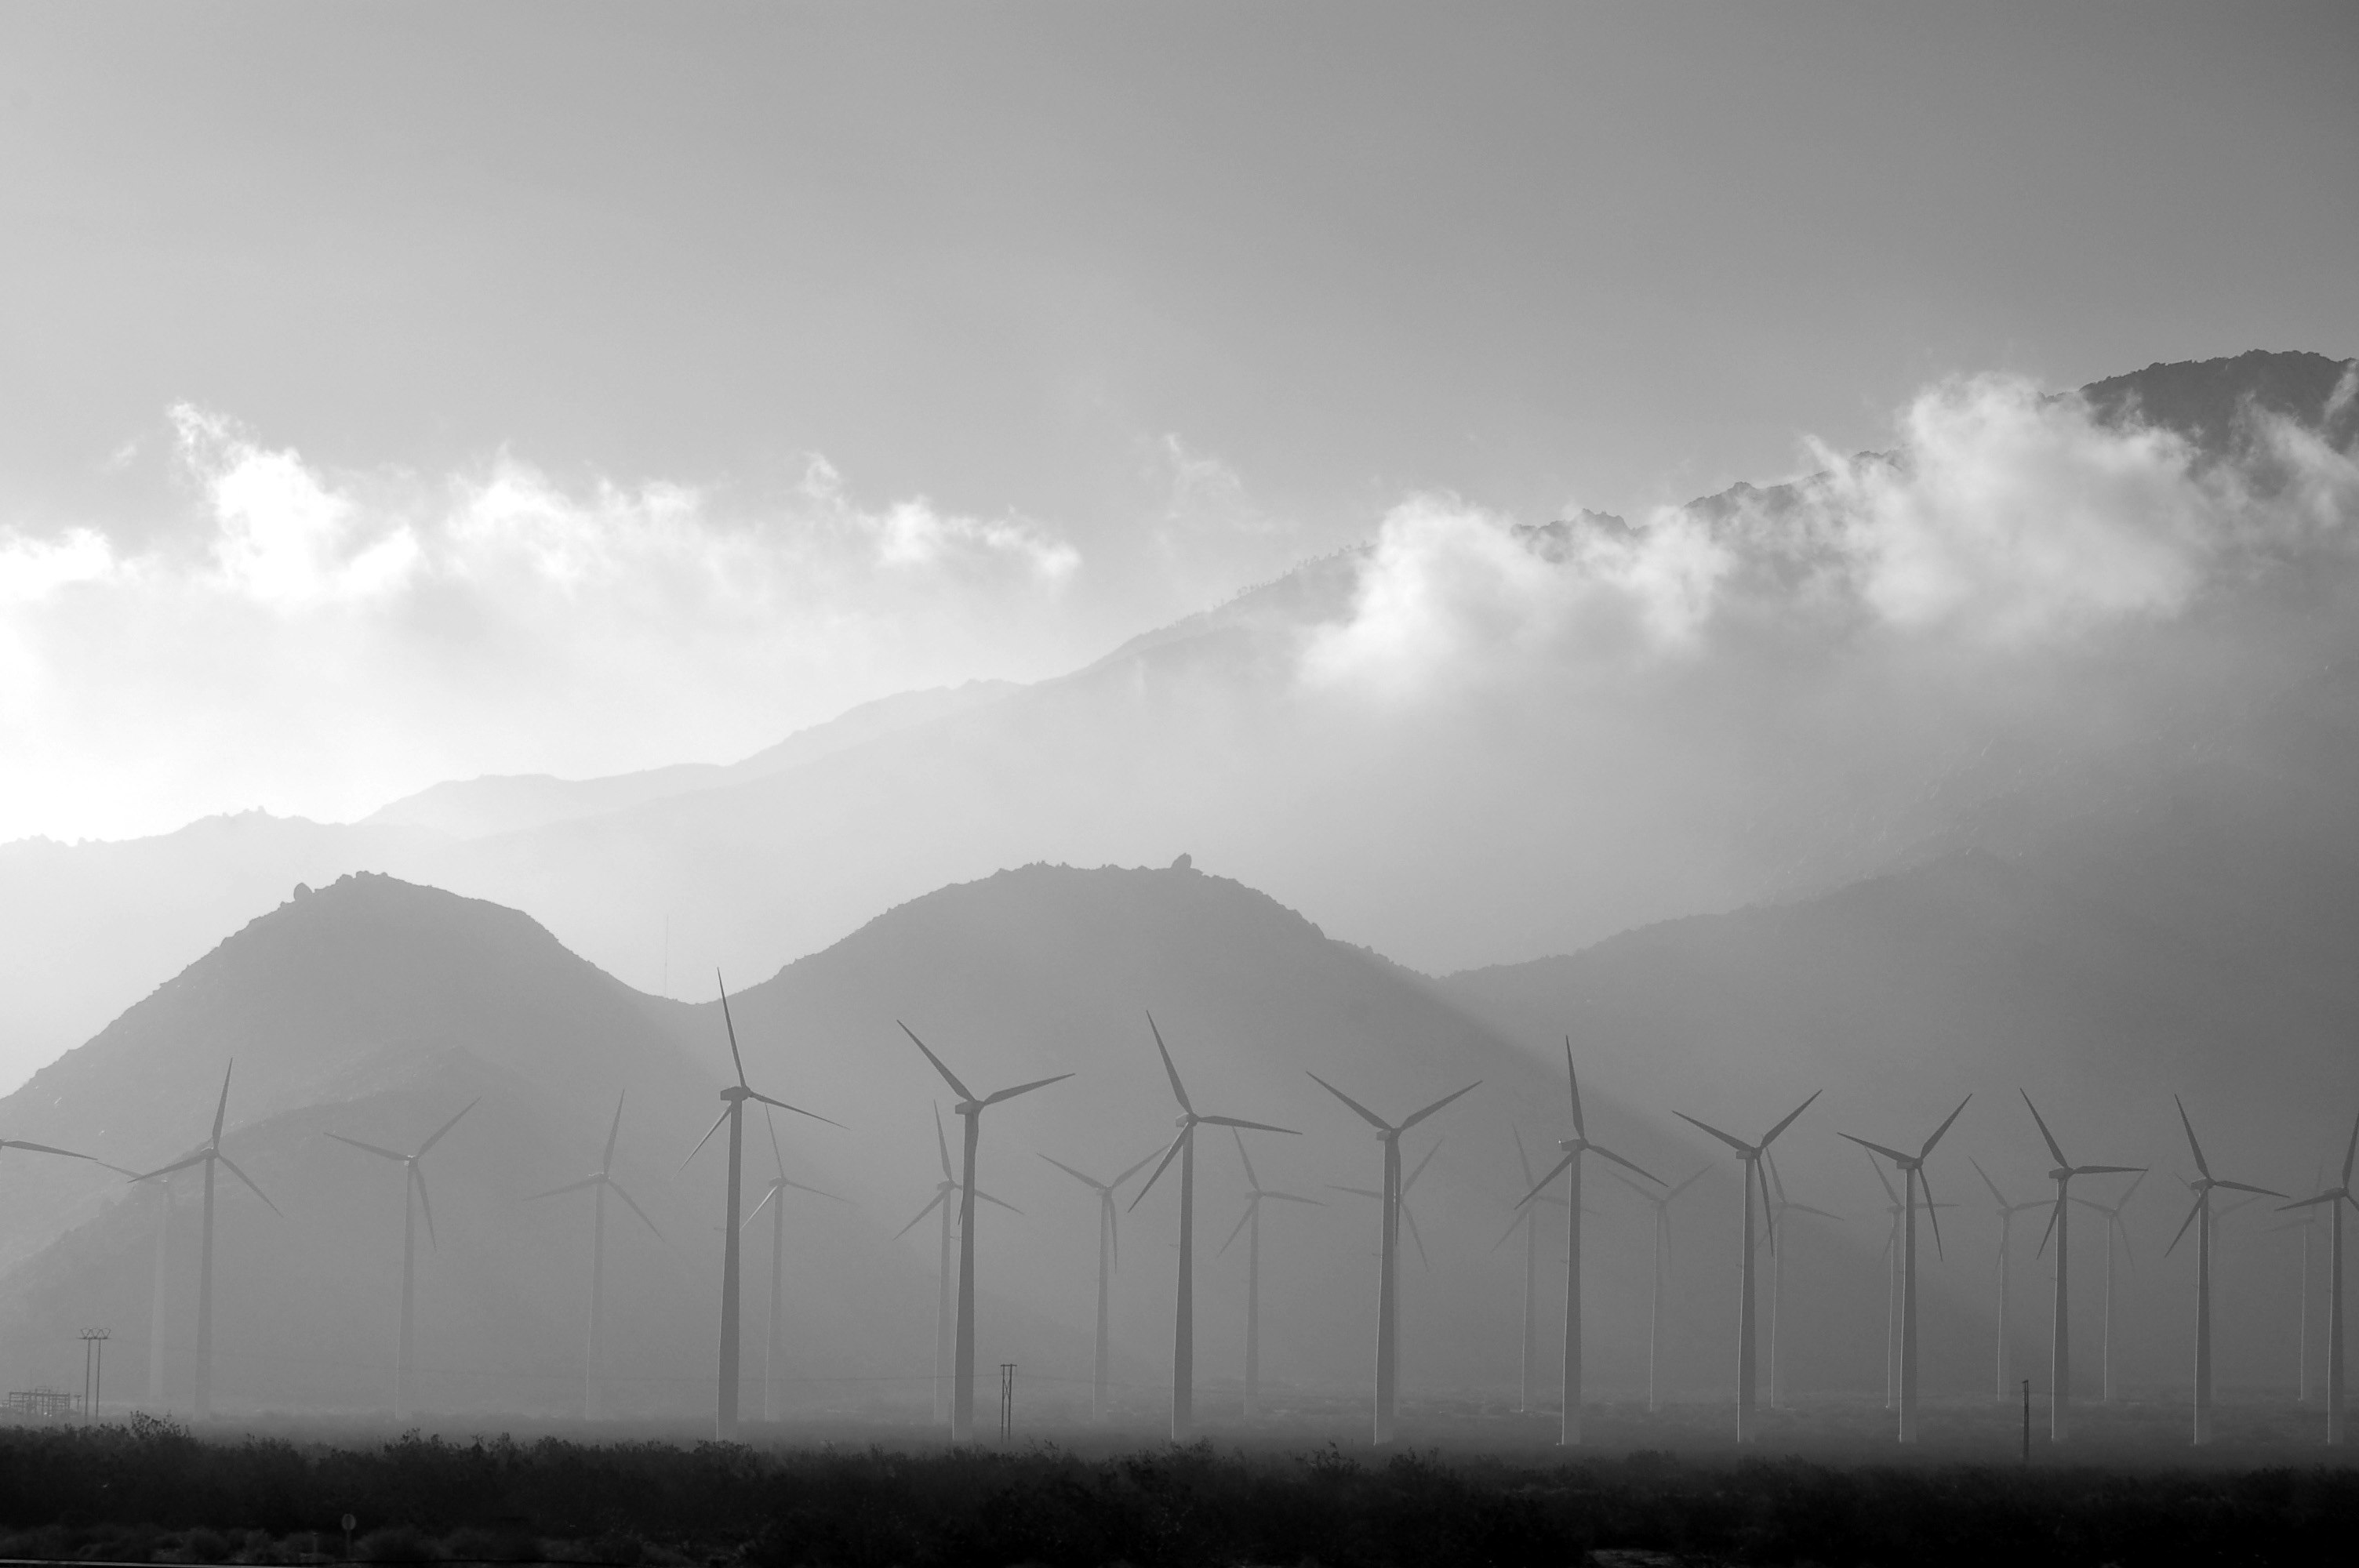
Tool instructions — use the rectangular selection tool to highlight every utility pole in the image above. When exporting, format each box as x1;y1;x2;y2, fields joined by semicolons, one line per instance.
79;1330;109;1426
998;1363;1015;1443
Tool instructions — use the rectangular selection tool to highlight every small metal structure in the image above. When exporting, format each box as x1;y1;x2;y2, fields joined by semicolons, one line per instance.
4;1388;78;1419
997;1363;1015;1442
78;1329;109;1425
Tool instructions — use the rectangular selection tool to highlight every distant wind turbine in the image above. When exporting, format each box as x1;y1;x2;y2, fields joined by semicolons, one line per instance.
1332;1137;1445;1396
903;1022;1071;1443
1309;1072;1478;1445
685;975;837;1440
1129;1015;1297;1439
1040;1144;1160;1423
744;1107;844;1423
1861;1148;1956;1413
2277;1107;2359;1446
327;1098;478;1421
524;1091;664;1421
1518;1044;1659;1445
1674;1090;1819;1442
2066;1169;2145;1404
2023;1091;2143;1442
1216;1128;1319;1419
1761;1150;1841;1412
897;1104;1019;1425
1498;1125;1568;1414
2163;1098;2284;1445
2268;1163;2327;1403
1841;1094;1970;1443
1970;1159;2047;1402
1610;1165;1710;1412
129;1062;279;1420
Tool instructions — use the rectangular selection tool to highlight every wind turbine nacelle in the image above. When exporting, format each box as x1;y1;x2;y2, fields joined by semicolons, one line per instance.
955;1101;984;1116
1175;1114;1194;1130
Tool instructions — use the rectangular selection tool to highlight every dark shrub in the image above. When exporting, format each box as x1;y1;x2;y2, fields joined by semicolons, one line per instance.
442;1526;540;1563
358;1526;442;1563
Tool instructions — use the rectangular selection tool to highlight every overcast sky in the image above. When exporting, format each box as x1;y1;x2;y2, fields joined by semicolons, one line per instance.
2;2;2354;844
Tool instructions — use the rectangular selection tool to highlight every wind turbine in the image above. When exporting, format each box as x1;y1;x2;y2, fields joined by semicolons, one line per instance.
903;1022;1071;1443
896;1104;1018;1425
1216;1128;1319;1420
2162;1098;2284;1445
1840;1095;1970;1443
1674;1090;1819;1442
1040;1144;1160;1423
1332;1136;1445;1397
1861;1148;1955;1412
1518;1044;1659;1444
1610;1165;1710;1412
684;975;837;1440
2277;1107;2359;1445
743;1108;843;1424
129;1062;279;1420
1308;1072;1478;1445
1497;1125;1568;1414
524;1091;664;1420
327;1098;478;1421
1129;1015;1297;1439
2067;1170;2145;1403
2023;1091;2143;1442
2270;1163;2326;1403
1970;1159;2046;1402
1761;1151;1841;1411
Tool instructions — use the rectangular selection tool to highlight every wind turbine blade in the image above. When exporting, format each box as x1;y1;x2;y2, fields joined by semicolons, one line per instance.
781;1177;843;1202
1668;1166;1712;1198
1261;1191;1321;1205
1510;1123;1537;1189
0;1139;99;1163
211;1060;234;1145
2119;1168;2149;1207
1919;1167;1946;1259
1492;1210;1529;1252
1970;1156;2008;1208
2174;1095;2211;1180
893;1192;947;1240
2336;1107;2359;1189
1839;1133;1912;1165
1608;1170;1659;1203
743;1185;779;1228
1200;1115;1299;1135
1039;1153;1106;1192
1401;1082;1480;1131
602;1091;626;1174
1106;1194;1119;1269
2073;1165;2146;1176
523;1175;602;1202
1763;1147;1790;1205
325;1133;409;1163
1127;1129;1190;1213
1330;1185;1385;1200
215;1153;281;1217
1861;1146;1899;1205
2213;1179;2289;1199
1587;1143;1663;1185
765;1104;786;1181
413;1164;437;1249
679;1106;731;1171
1674;1111;1752;1155
1519;1152;1577;1208
1112;1145;1165;1189
2278;1192;2342;1212
1787;1203;1844;1221
1921;1094;1972;1157
1307;1073;1390;1131
970;1188;1022;1215
934;1103;954;1181
899;1022;974;1102
718;973;751;1089
1217;1201;1253;1257
416;1098;478;1156
1754;1161;1776;1254
984;1073;1074;1106
609;1180;664;1242
1402;1138;1442;1193
2165;1194;2203;1257
1563;1038;1587;1141
744;1088;845;1128
1230;1127;1260;1190
1759;1090;1821;1148
2036;1196;2061;1258
1401;1202;1430;1270
2020;1091;2069;1169
1145;1013;1194;1114
125;1152;208;1183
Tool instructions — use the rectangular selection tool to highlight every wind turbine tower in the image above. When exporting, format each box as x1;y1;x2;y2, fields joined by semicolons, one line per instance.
1611;1166;1709;1412
1499;1125;1567;1414
684;976;837;1440
1041;1145;1159;1423
2022;1091;2143;1442
327;1099;478;1421
2163;1098;2284;1445
2067;1170;2144;1403
2278;1108;2359;1445
903;1022;1071;1443
1841;1095;1969;1443
1970;1159;2045;1402
1761;1150;1841;1411
1218;1128;1318;1419
898;1105;1018;1424
1131;1015;1296;1439
745;1108;843;1422
525;1093;664;1420
1518;1044;1659;1445
1309;1072;1478;1445
1674;1091;1819;1443
129;1062;279;1420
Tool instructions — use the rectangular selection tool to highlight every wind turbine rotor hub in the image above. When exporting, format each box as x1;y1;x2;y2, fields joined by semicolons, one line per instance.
1175;1114;1194;1129
956;1100;983;1116
1557;1138;1583;1153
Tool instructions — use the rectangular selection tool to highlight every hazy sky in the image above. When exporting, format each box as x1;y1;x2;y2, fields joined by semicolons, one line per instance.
3;2;2354;843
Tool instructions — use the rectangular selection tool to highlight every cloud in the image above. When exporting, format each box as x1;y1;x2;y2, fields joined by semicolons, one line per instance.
0;408;1093;840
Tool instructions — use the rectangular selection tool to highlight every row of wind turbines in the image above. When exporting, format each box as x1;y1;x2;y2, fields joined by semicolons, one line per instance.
10;986;2352;1451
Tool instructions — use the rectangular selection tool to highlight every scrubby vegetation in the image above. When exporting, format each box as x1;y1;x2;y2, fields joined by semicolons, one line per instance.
0;1415;2351;1565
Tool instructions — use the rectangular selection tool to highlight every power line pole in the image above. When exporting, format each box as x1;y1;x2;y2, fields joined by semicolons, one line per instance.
998;1363;1015;1443
79;1330;109;1426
